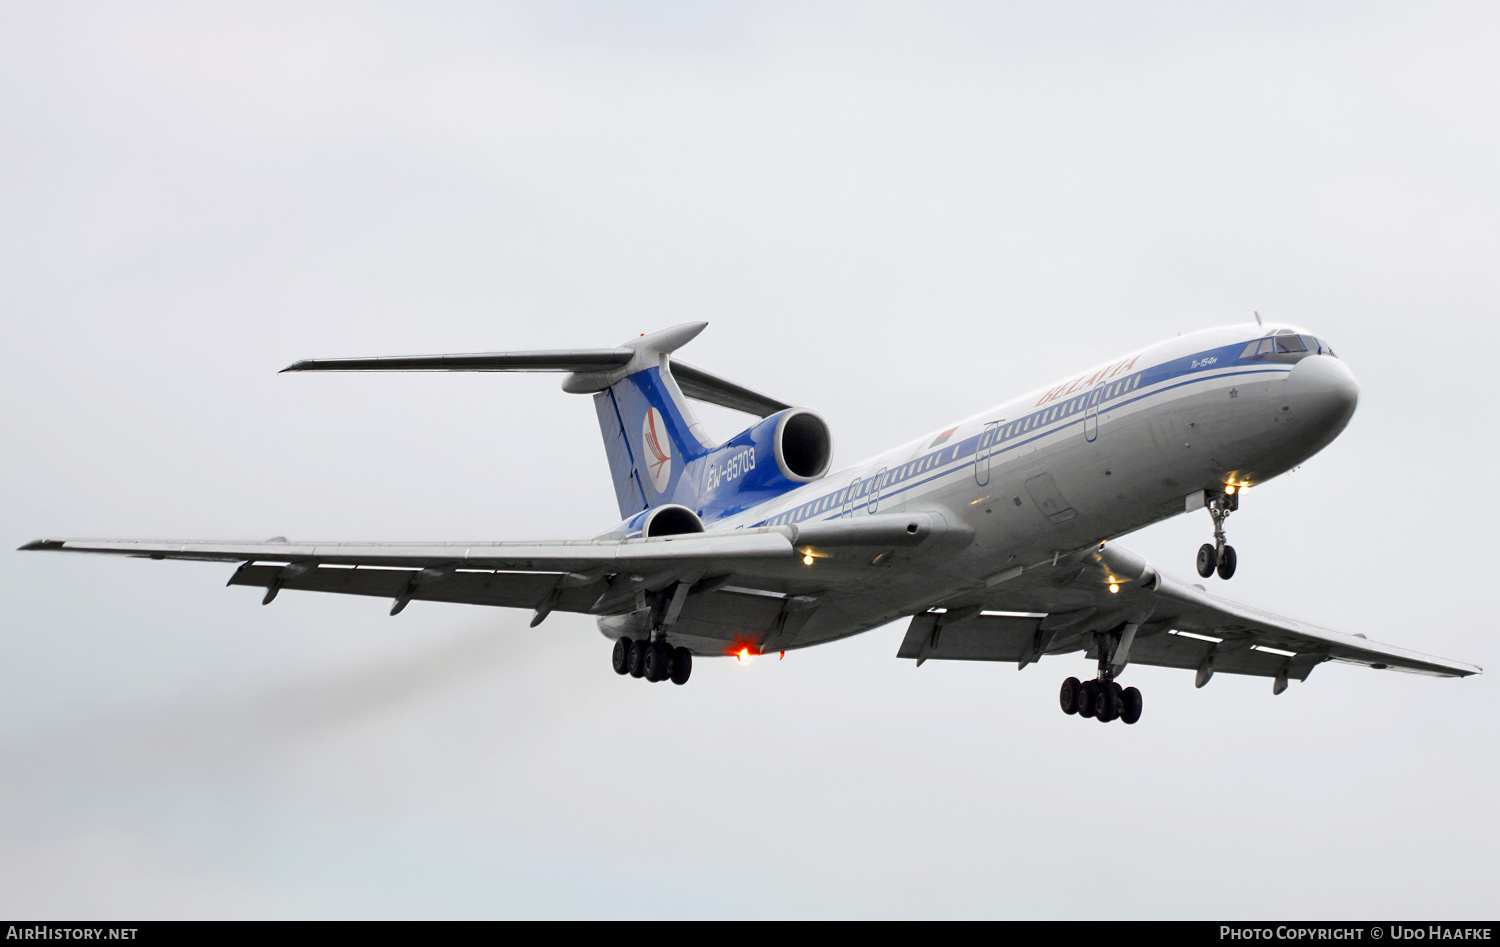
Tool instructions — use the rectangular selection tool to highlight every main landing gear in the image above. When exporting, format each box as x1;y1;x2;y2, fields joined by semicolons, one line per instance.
1195;489;1239;580
612;636;692;685
1060;676;1142;724
1059;627;1143;724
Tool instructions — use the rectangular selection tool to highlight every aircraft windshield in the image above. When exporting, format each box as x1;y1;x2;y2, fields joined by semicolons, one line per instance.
1241;331;1337;362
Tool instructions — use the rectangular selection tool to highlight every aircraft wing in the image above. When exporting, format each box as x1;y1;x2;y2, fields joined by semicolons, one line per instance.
19;532;799;616
1133;572;1479;679
20;514;941;623
901;540;1480;684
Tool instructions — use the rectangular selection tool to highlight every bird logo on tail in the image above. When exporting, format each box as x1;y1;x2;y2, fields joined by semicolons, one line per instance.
641;407;672;494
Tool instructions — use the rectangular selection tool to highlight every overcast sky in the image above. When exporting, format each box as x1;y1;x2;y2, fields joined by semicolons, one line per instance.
2;1;1496;919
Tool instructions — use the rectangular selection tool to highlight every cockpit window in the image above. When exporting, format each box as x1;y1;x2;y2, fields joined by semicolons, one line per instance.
1241;331;1337;363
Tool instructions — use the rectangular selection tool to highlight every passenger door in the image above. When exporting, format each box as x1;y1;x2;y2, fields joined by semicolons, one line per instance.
975;421;1000;486
842;476;860;517
1084;382;1105;443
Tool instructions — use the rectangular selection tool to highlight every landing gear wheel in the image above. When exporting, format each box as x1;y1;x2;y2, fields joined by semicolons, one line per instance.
1095;683;1119;722
644;642;669;682
1059;677;1081;715
627;639;647;678
1196;543;1218;578
1076;680;1097;718
611;637;632;675
1120;686;1143;725
1216;544;1237;580
670;646;693;685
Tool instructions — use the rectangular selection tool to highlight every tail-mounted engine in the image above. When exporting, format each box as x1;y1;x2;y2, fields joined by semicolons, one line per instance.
611;407;834;535
687;408;833;519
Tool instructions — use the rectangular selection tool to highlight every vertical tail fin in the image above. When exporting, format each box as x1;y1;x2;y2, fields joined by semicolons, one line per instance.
566;324;715;518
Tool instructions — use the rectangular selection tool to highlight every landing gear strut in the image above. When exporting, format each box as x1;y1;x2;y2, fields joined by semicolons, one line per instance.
613;636;692;685
1195;489;1239;580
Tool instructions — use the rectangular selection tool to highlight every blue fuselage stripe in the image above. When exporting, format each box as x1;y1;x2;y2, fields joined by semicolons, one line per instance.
745;352;1288;528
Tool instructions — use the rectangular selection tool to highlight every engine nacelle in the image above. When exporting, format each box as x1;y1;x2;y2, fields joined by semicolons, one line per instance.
683;408;834;519
713;407;832;489
608;407;835;530
640;504;705;538
765;408;835;483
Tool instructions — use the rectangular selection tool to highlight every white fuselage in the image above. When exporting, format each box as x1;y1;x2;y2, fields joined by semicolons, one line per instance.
694;323;1359;651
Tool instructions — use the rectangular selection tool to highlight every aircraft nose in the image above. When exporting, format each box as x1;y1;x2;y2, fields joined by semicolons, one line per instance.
1286;353;1359;441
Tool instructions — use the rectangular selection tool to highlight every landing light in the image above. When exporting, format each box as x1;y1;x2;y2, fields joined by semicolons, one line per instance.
1109;582;1120;594
802;554;815;566
1225;485;1237;495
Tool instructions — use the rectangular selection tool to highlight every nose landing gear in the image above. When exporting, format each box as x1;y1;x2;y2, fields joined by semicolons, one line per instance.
1195;489;1239;580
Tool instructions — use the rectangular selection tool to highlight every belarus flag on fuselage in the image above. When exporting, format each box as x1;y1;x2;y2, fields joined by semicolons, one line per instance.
929;425;959;448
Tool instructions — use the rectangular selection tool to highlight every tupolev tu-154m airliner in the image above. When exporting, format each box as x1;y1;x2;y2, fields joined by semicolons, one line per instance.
22;321;1480;724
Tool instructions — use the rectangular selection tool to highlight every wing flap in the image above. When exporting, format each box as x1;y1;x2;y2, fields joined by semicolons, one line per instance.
1097;631;1318;680
972;541;1480;681
1150;573;1479;678
896;613;1042;662
226;564;603;612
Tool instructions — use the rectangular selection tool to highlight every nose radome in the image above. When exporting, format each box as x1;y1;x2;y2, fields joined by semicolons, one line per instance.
1287;353;1359;438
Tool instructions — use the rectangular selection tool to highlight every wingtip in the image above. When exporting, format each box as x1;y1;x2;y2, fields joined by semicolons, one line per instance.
19;539;63;551
279;360;312;373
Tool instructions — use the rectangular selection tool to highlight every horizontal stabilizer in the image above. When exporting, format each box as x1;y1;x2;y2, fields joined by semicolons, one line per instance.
281;349;632;373
671;360;789;418
279;323;790;417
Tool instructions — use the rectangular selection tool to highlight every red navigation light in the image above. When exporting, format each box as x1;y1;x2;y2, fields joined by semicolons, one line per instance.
725;636;760;663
